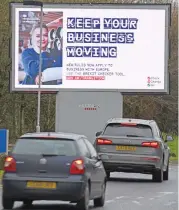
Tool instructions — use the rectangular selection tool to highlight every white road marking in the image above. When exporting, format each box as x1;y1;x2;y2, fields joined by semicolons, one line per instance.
132;200;142;205
137;197;144;199
164;201;177;206
149;191;176;200
116;196;125;199
106;200;115;204
158;192;175;195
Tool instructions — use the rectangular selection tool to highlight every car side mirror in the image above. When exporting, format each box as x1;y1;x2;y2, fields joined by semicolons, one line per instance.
165;135;173;142
97;154;101;161
96;131;102;137
91;154;101;161
7;151;11;156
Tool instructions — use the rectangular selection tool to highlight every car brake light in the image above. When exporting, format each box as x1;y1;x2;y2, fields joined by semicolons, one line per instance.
4;156;16;172
97;138;112;145
141;141;159;148
120;123;137;126
70;159;85;175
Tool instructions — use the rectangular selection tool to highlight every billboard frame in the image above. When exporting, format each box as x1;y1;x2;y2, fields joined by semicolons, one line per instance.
9;2;171;95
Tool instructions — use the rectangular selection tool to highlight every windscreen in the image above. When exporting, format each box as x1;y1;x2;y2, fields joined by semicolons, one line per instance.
103;123;153;138
12;138;77;156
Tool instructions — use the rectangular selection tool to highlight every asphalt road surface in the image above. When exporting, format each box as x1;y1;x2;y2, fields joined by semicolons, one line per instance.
0;165;178;210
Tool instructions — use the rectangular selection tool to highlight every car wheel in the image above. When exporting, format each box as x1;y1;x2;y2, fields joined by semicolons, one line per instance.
94;181;106;207
163;162;169;181
152;167;163;183
106;171;110;180
76;183;90;210
2;196;14;209
23;199;33;206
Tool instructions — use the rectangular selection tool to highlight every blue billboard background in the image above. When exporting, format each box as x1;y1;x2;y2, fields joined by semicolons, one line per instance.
0;129;8;154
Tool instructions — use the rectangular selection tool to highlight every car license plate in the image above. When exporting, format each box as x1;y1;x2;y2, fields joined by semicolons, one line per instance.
26;181;56;189
116;146;136;151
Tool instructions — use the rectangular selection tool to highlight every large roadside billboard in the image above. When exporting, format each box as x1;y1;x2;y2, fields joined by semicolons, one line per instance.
10;3;170;93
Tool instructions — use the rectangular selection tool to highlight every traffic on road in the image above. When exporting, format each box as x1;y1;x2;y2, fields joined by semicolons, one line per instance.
1;118;177;210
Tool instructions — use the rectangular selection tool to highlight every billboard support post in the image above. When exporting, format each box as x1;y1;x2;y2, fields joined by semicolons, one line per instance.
36;4;43;133
23;0;43;133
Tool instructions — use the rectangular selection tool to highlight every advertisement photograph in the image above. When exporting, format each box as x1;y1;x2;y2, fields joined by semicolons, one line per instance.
18;11;63;86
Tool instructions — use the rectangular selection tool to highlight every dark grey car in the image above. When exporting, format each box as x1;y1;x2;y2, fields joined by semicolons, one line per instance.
94;118;173;182
2;132;107;210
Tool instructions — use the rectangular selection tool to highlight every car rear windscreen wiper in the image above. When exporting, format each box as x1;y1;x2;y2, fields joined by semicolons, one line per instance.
126;135;145;137
41;153;66;157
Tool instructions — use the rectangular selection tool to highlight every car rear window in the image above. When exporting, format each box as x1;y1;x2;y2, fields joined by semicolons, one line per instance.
103;123;153;138
12;138;77;156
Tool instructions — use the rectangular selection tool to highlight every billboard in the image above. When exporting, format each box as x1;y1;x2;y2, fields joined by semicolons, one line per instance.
10;3;170;93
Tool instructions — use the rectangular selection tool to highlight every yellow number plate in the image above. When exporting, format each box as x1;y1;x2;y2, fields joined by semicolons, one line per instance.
116;146;136;151
26;181;56;189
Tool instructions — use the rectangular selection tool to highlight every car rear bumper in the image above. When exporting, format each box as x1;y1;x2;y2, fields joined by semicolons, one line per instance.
103;162;158;173
100;154;162;173
2;174;86;202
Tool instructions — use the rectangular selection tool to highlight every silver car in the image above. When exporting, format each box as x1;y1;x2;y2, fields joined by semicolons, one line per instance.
94;118;173;182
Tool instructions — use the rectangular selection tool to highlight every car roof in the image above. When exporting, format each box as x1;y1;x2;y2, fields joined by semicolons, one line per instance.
106;118;155;125
20;132;86;141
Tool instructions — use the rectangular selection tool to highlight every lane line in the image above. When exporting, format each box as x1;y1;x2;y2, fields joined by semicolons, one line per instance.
158;192;175;195
116;196;125;200
132;200;142;205
137;197;144;199
106;200;115;204
164;201;177;206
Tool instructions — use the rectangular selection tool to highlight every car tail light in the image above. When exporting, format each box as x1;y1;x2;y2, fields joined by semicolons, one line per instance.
4;156;16;172
140;157;160;161
70;159;85;175
141;141;160;148
97;138;112;145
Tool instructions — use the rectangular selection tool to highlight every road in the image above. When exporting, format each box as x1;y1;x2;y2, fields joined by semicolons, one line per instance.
0;165;178;210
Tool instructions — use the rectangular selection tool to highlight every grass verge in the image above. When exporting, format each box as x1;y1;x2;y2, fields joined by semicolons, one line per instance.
0;170;3;184
166;134;178;163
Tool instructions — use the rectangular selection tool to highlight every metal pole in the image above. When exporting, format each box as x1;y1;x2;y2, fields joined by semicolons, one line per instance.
36;5;43;133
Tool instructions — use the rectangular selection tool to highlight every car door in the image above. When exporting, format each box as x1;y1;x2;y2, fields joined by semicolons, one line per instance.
160;131;169;168
76;138;96;198
83;138;105;198
155;123;169;169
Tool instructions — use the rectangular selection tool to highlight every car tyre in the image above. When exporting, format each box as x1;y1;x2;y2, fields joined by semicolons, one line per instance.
106;171;110;180
76;183;90;210
94;181;106;207
152;168;163;183
23;199;33;206
163;162;169;181
2;195;14;209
